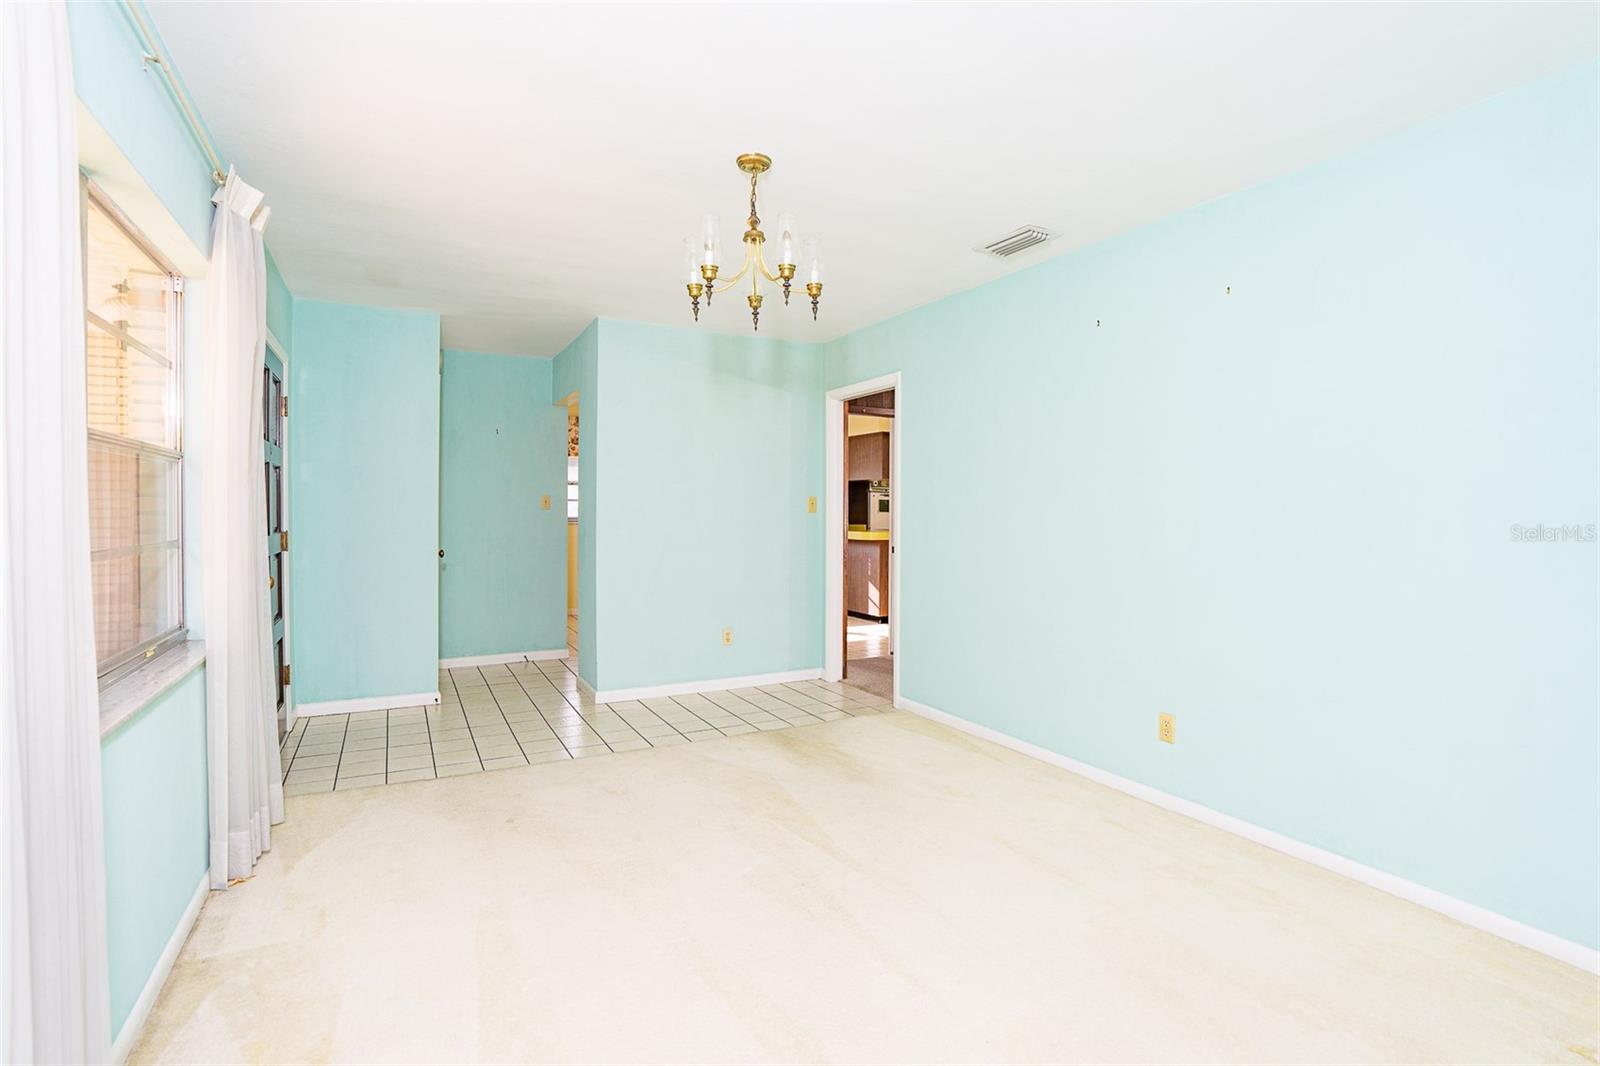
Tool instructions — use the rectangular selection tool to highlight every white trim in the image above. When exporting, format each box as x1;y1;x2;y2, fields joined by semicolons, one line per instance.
294;690;441;717
98;640;206;739
896;695;1600;975
824;372;901;706
440;649;568;668
110;872;209;1063
76;103;208;276
594;668;822;704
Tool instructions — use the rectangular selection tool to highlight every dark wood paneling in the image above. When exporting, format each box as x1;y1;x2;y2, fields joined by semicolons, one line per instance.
846;539;890;620
847;390;895;416
847;431;889;482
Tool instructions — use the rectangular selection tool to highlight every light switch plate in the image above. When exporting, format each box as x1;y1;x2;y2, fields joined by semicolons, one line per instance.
540;494;552;510
807;496;817;513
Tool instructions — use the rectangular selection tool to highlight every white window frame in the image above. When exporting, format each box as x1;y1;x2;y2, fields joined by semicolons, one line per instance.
83;177;188;684
567;454;579;522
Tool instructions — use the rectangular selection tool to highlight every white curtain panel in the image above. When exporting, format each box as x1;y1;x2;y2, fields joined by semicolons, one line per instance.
203;170;283;887
0;1;113;1061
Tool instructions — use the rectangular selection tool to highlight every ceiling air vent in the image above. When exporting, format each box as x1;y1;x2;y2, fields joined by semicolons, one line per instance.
979;225;1056;259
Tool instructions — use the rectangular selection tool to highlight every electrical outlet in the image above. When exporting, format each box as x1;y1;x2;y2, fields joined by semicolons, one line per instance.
722;628;733;646
807;496;817;513
1158;713;1175;744
540;494;552;511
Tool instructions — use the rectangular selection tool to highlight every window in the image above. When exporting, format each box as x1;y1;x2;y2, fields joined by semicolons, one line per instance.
567;456;579;521
83;182;185;678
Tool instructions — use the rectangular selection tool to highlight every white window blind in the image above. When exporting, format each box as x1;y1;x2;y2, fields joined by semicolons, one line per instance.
83;184;185;677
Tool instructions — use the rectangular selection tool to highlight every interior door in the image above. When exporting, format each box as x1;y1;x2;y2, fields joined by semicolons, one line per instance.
264;347;288;738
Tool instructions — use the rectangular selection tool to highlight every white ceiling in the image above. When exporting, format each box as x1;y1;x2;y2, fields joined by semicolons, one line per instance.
149;2;1597;356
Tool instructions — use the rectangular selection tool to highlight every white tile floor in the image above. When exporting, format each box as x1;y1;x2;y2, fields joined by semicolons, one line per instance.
279;653;895;795
847;615;890;660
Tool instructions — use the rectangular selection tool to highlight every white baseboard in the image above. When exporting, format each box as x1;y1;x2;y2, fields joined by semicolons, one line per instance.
594;667;822;704
294;691;441;717
111;872;209;1063
440;649;568;668
896;696;1600;976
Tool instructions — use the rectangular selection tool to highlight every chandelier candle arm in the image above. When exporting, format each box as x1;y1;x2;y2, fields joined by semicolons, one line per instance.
680;153;824;331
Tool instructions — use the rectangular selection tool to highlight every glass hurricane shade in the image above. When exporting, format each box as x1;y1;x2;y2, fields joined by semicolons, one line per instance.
776;213;798;267
700;214;721;267
804;237;822;283
682;238;699;285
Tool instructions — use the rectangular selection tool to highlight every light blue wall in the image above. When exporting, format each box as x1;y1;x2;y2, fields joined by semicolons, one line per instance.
290;301;442;703
66;1;217;250
101;666;209;1043
825;63;1599;949
554;323;599;685
439;350;567;660
592;319;824;692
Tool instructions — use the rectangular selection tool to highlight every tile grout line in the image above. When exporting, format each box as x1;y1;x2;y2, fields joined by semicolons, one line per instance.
661;694;737;738
766;684;832;712
425;675;443;777
326;714;352;792
554;666;628;753
778;682;862;717
709;692;791;728
530;665;584;756
535;659;619;751
639;698;704;742
280;722;307;782
674;692;782;735
437;669;476;769
480;665;531;767
508;664;587;760
456;667;490;768
586;700;648;751
586;695;659;749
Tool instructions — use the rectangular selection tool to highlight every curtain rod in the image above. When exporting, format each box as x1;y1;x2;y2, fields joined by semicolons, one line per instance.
119;1;227;187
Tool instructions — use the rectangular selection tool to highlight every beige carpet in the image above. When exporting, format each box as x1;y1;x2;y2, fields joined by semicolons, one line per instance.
131;712;1597;1064
844;654;893;700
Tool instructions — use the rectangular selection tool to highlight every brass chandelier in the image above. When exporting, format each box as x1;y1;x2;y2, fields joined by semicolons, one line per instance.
683;153;823;331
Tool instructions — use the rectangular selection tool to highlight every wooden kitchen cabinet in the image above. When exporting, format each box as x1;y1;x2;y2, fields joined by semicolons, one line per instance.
846;538;890;620
847;431;889;482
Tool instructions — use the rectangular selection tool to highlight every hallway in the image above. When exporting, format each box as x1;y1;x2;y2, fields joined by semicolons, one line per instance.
846;616;893;701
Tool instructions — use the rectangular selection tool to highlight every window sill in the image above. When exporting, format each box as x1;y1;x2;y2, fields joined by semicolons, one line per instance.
99;640;206;739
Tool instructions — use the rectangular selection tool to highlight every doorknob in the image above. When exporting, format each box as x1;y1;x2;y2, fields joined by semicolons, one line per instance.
438;549;445;558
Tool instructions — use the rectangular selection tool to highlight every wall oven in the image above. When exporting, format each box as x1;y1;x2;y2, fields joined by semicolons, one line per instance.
867;480;891;531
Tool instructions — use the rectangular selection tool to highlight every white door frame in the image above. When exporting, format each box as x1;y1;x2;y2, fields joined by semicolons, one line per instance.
824;371;901;706
267;327;294;730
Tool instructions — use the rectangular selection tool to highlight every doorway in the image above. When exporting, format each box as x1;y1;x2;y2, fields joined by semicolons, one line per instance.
824;373;900;705
264;336;291;738
564;394;579;661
